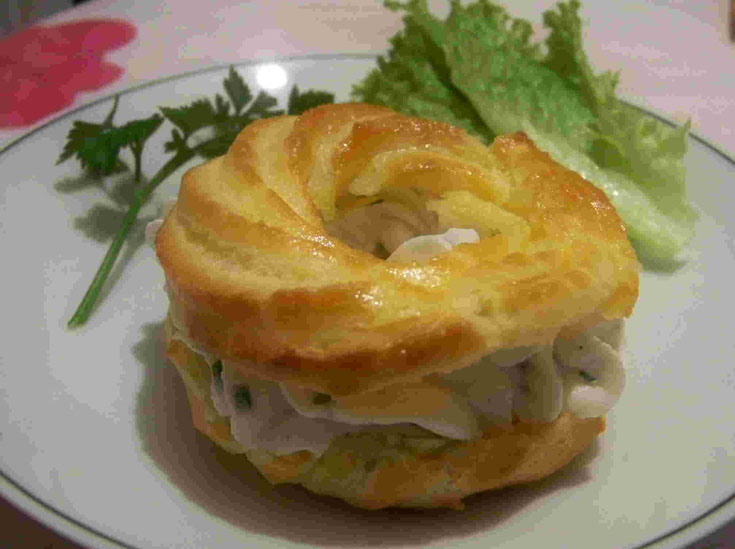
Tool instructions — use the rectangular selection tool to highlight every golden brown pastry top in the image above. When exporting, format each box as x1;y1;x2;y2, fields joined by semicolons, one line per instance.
156;103;639;396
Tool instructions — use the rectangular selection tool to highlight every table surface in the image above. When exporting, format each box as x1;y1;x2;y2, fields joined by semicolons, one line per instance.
1;1;734;548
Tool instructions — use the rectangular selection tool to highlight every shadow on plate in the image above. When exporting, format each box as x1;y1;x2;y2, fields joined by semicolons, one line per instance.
133;321;601;547
55;169;158;309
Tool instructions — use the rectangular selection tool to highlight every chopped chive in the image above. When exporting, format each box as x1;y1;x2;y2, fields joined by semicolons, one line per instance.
364;458;378;473
312;392;332;405
211;360;223;392
579;370;597;383
234;386;252;410
373;242;390;259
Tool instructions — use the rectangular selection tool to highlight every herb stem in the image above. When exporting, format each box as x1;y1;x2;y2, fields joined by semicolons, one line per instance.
61;71;334;327
131;142;142;183
67;147;195;327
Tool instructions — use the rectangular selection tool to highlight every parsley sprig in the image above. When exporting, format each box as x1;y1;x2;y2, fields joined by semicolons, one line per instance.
59;67;334;327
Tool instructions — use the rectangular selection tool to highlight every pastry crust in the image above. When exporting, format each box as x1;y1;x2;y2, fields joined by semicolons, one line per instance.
156;103;638;397
167;328;604;510
296;411;604;510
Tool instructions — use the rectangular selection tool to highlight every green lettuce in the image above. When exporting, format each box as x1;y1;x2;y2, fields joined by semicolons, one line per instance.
353;0;696;267
352;0;491;140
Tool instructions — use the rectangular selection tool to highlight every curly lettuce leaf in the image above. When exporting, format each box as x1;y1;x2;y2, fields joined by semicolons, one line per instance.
442;0;595;153
542;1;696;244
353;0;695;267
524;126;692;267
352;0;491;140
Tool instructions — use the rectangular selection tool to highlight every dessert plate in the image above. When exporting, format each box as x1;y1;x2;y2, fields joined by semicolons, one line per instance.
1;56;733;549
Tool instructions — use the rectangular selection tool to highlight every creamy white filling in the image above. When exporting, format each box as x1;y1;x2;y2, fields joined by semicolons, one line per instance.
205;320;623;458
325;200;438;256
555;327;626;418
386;227;480;262
513;346;565;422
144;199;176;248
210;368;355;456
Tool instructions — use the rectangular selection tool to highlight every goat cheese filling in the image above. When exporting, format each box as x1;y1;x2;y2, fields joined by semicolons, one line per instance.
168;314;624;458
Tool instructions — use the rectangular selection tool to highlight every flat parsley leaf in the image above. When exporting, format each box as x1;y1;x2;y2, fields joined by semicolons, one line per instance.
160;99;220;139
57;97;162;179
287;86;335;115
57;120;125;175
58;66;336;326
223;66;253;114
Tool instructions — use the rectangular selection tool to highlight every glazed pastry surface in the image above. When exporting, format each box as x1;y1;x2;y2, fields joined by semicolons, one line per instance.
156;103;639;396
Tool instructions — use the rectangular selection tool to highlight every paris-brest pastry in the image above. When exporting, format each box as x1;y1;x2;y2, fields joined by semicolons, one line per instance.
153;103;639;509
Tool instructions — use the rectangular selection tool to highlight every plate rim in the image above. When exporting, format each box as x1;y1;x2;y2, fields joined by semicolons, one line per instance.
0;474;125;549
1;53;734;549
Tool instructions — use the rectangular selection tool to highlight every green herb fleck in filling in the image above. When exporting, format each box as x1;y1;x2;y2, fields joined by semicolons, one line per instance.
312;393;333;405
579;370;597;383
211;360;223;392
234;386;252;410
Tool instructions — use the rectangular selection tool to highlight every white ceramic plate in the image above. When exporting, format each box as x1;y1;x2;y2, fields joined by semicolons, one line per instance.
1;56;734;549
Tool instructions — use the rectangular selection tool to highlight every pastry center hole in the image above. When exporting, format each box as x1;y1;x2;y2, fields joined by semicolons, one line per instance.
325;199;439;259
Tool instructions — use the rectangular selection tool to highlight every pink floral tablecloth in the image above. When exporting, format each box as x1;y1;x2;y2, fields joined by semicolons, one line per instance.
0;19;135;127
1;0;733;154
